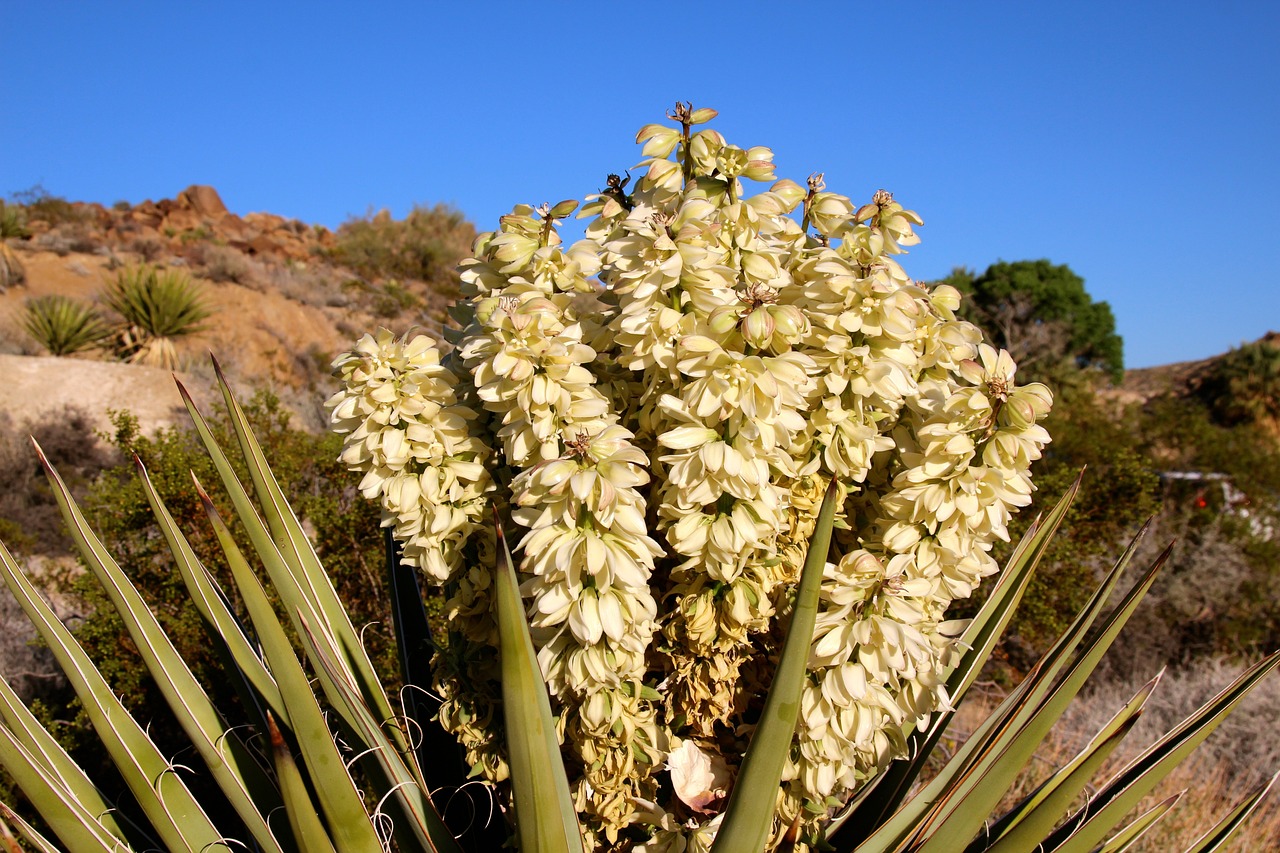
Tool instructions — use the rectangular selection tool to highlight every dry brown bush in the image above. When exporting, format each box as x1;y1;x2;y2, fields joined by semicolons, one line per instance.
197;243;253;283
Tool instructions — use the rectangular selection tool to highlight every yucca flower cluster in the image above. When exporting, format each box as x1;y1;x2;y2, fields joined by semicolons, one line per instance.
327;105;1052;851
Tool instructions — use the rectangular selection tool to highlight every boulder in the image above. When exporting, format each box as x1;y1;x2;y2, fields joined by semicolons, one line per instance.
177;185;228;218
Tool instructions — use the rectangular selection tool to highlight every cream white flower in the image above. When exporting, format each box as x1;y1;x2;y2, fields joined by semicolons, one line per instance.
335;106;1054;850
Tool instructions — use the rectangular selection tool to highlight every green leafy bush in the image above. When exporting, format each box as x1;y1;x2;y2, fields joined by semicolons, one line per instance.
942;260;1124;384
1196;336;1280;427
20;295;110;356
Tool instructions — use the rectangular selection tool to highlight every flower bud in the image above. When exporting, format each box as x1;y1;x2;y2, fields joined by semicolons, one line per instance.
742;307;776;349
549;199;579;218
689;107;719;125
708;304;741;337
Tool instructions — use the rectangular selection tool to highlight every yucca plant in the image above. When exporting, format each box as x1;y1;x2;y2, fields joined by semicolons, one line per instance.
104;264;212;368
20;295;109;356
0;202;26;291
0;202;29;240
0;104;1275;852
0;373;1274;853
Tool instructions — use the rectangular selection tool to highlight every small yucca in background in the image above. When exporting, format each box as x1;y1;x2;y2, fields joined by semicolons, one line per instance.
0;202;27;292
105;264;212;368
20;294;109;356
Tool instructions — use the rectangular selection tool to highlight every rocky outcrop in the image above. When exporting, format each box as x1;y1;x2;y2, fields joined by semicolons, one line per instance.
176;184;228;218
82;185;336;263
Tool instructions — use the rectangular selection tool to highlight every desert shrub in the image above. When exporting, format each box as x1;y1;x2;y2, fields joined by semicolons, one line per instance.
262;258;347;307
126;234;165;261
104;264;213;367
329;202;475;298
1196;336;1280;427
197;243;252;283
9;184;85;226
33;222;100;255
0;201;30;239
0;406;116;557
1139;394;1280;497
1105;396;1280;666
21;294;110;356
341;275;424;318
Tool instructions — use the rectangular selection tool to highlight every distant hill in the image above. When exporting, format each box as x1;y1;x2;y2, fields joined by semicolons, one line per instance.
1116;331;1280;416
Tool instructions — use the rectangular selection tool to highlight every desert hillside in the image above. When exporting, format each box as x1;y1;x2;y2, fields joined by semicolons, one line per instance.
0;185;466;433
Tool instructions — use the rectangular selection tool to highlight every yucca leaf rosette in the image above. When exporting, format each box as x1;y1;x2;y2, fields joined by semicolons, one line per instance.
327;104;1053;851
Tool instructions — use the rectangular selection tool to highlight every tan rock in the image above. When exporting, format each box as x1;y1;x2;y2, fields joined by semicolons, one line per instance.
178;185;228;218
0;354;211;436
247;234;281;255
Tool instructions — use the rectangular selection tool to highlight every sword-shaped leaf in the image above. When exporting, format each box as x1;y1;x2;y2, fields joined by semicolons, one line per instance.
1046;651;1280;853
0;723;128;852
0;800;65;853
195;482;386;853
494;519;583;853
712;478;841;853
266;712;337;853
0;537;225;852
1094;791;1182;853
856;525;1162;852
296;610;462;853
137;457;287;729
37;448;287;853
0;666;126;846
910;541;1170;852
976;674;1158;853
208;364;406;755
180;382;430;801
1184;772;1278;853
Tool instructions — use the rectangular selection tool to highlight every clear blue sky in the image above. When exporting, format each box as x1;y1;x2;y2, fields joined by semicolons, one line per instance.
4;1;1277;369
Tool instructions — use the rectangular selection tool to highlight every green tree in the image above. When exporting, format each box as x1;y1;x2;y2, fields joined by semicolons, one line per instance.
942;259;1124;383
